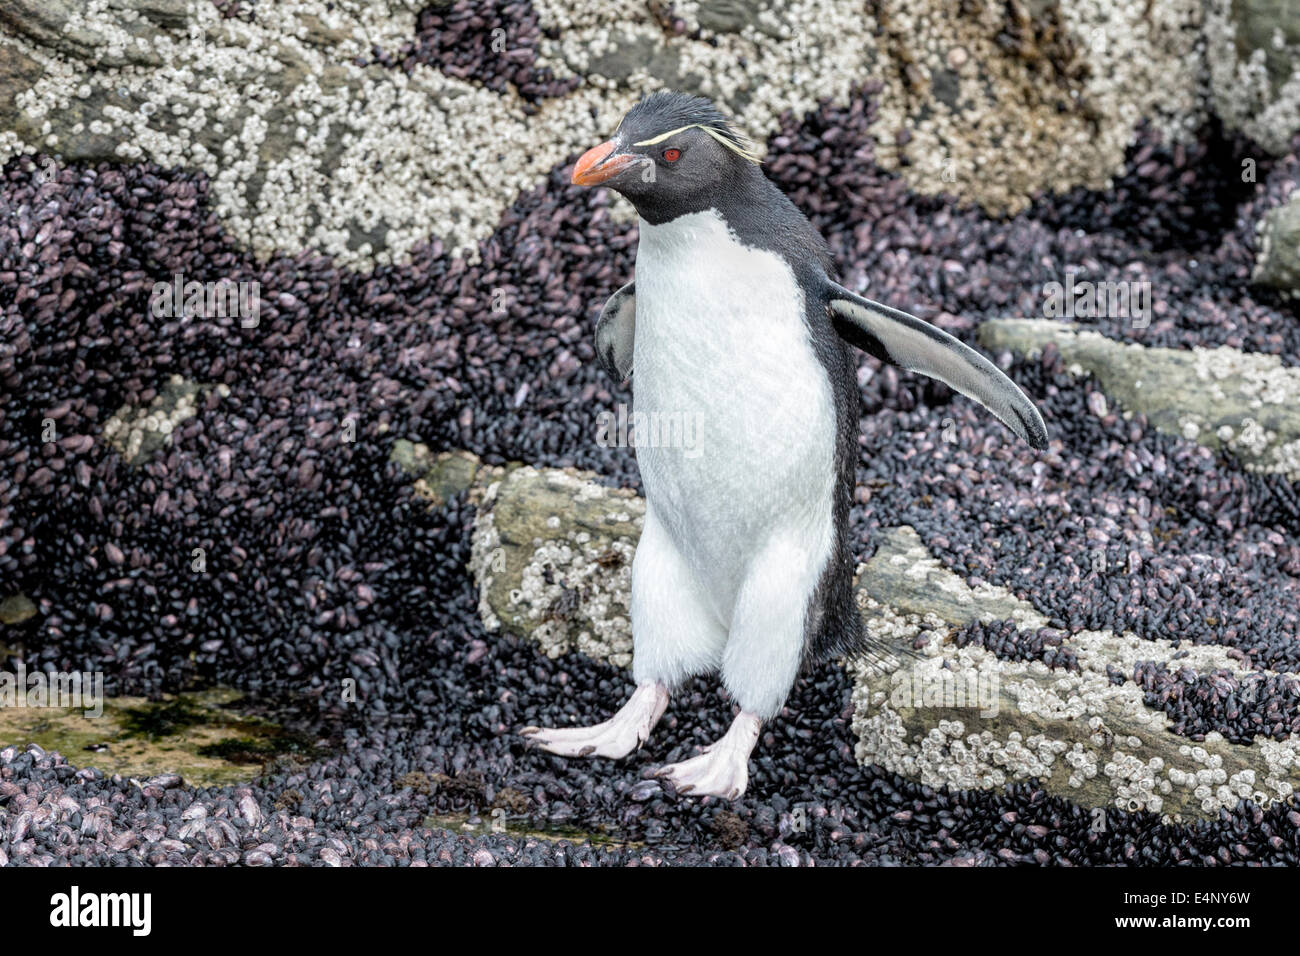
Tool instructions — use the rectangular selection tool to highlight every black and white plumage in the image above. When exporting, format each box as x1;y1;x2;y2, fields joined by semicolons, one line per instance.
594;281;636;381
522;92;1047;799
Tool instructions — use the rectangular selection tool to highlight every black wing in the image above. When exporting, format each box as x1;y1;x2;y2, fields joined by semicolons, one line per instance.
595;281;635;382
826;282;1048;449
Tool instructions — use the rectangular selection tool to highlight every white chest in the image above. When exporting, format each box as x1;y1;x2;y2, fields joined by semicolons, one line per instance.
631;210;836;598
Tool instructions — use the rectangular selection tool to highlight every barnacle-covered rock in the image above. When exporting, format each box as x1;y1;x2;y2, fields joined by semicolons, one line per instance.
981;319;1300;481
467;464;642;668
1253;193;1300;295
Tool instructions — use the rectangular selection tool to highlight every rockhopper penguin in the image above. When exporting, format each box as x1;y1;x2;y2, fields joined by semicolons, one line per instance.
522;92;1048;799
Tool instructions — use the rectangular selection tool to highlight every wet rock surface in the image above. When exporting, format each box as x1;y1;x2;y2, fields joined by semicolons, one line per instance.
0;687;318;788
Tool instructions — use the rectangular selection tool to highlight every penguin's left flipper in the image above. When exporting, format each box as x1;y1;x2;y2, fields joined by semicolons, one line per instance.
826;283;1048;450
595;281;636;381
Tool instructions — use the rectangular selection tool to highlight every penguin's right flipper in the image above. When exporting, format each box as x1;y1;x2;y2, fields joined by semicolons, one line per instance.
595;282;636;381
826;283;1048;449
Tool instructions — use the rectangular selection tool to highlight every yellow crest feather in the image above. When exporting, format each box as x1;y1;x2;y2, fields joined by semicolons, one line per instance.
632;123;762;164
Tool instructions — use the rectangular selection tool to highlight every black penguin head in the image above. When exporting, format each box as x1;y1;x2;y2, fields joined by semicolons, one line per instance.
571;91;762;220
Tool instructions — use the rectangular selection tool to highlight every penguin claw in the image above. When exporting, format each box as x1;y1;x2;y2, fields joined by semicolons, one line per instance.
652;712;761;800
521;681;669;760
523;723;634;759
653;751;747;800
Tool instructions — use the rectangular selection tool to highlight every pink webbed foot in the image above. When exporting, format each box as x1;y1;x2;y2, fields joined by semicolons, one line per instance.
522;681;668;759
654;711;761;800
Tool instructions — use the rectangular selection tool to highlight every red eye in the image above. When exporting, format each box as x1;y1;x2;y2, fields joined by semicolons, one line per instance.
662;148;681;162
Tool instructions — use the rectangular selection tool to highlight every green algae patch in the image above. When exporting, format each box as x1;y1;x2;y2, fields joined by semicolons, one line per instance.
390;440;484;507
421;812;644;850
0;593;36;625
0;687;314;787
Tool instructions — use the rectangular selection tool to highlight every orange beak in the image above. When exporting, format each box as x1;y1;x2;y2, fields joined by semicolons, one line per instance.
572;140;638;187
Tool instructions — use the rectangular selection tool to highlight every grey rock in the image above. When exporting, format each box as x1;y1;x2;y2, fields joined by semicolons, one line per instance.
1253;193;1300;294
0;0;175;68
390;441;483;507
579;29;685;89
103;376;225;467
0;42;42;133
1231;0;1300;93
695;0;782;37
1206;0;1300;153
847;526;1300;822
858;526;1031;629
0;1;421;263
469;464;641;669
930;64;961;110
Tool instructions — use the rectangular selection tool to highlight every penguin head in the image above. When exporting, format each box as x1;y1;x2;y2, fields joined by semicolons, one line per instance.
571;91;761;219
